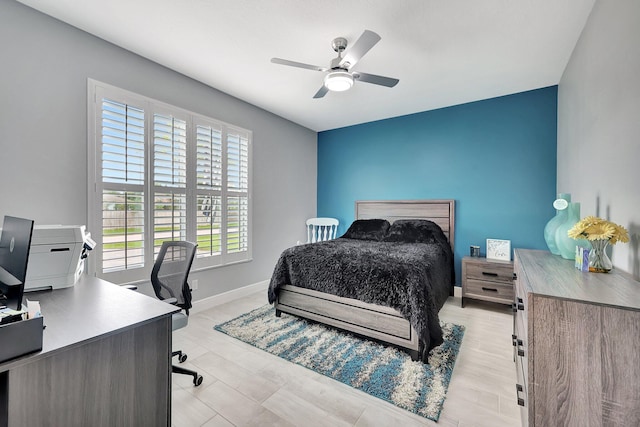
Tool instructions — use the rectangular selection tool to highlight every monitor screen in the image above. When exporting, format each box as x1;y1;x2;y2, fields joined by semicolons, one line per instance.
0;216;34;310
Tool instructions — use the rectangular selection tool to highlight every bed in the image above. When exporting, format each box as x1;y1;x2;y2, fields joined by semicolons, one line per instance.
268;200;455;363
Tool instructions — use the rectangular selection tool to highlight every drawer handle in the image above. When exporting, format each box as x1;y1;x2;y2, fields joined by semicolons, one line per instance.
511;335;525;356
481;271;499;277
512;302;525;312
516;384;525;407
481;287;498;292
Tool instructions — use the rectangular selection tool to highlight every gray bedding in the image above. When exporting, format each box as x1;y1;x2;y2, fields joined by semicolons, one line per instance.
267;225;454;361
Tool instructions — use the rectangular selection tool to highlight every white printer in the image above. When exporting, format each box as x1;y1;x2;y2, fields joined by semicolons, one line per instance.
23;225;96;292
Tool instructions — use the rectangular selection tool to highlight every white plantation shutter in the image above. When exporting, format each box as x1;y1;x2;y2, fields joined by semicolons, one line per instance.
153;113;188;255
153;192;187;250
195;123;223;258
101;100;144;185
226;131;249;254
89;80;252;282
153;114;187;187
100;99;146;273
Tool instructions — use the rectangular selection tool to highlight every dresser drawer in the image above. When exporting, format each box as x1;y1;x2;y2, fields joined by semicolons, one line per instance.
464;279;514;302
466;262;514;284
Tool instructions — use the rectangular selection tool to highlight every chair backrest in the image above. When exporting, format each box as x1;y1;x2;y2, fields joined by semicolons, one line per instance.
151;241;197;313
306;218;339;243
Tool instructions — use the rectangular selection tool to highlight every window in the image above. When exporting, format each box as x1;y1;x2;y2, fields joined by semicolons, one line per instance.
88;80;252;283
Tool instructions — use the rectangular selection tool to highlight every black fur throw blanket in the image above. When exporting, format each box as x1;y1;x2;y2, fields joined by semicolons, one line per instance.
268;237;454;361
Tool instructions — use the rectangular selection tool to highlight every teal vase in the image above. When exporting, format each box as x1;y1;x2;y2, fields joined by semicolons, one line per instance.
543;193;571;255
555;202;590;260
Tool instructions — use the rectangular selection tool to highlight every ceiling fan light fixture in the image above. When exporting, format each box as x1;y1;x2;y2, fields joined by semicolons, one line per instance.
324;71;354;92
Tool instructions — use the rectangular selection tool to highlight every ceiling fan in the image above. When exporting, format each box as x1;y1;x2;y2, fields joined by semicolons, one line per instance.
271;30;399;99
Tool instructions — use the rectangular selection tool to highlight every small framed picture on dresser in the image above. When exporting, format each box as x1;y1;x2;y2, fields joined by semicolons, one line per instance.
486;238;511;261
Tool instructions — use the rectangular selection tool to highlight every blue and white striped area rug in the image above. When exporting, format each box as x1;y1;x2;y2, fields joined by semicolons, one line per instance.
214;305;464;421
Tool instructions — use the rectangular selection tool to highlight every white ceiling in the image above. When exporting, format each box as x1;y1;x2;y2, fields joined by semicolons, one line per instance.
17;0;595;132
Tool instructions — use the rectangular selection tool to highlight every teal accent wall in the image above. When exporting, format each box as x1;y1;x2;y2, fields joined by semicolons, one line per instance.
317;86;558;284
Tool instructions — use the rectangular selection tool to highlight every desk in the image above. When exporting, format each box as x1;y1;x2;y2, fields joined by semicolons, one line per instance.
0;276;178;427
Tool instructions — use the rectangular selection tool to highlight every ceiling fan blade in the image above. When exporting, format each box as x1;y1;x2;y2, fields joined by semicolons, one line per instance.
271;58;328;72
353;72;399;88
313;85;329;99
339;30;381;69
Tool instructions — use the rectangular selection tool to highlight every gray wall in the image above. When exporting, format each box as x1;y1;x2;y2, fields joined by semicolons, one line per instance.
0;0;317;299
558;0;640;277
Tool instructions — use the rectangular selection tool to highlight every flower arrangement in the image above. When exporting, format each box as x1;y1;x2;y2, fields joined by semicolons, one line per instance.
568;216;629;244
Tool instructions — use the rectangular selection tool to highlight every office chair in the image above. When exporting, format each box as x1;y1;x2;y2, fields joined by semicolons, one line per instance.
151;240;203;386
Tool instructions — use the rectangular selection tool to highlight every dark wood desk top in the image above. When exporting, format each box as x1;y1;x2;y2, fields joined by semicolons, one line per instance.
0;275;178;371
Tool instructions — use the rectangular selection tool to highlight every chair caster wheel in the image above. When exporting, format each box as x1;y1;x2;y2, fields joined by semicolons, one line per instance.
194;375;203;386
179;354;187;363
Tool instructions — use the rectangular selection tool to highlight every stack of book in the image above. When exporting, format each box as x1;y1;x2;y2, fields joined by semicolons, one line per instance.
574;246;590;272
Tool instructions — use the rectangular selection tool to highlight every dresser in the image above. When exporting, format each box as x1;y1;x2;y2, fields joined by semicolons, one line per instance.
513;249;640;427
461;256;514;307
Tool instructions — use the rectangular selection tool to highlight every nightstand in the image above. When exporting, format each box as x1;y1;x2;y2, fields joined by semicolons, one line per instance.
461;256;514;307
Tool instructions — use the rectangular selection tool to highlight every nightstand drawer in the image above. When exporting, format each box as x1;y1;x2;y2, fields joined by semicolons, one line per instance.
464;279;514;302
466;262;514;284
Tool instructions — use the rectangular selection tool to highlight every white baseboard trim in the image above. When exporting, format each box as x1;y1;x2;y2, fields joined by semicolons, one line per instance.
191;280;269;314
453;286;462;298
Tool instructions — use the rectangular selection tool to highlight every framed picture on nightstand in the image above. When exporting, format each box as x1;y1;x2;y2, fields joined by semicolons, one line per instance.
486;239;511;261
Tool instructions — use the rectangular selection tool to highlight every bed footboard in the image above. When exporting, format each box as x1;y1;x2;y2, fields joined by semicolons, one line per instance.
275;284;420;360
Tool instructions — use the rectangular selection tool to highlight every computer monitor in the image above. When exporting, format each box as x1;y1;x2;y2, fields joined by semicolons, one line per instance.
0;216;35;310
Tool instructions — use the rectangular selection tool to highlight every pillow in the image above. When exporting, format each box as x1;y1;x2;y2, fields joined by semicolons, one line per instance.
382;219;449;245
341;219;391;241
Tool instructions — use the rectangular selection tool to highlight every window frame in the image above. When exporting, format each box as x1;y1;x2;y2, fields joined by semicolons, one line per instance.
87;79;252;284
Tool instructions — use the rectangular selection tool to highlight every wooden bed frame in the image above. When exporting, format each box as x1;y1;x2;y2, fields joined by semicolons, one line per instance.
275;199;455;360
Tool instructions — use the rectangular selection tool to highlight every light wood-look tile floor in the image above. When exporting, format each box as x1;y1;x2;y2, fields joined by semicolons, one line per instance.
171;290;521;427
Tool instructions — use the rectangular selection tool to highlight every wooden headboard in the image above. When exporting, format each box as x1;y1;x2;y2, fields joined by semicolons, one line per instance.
355;200;455;249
